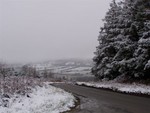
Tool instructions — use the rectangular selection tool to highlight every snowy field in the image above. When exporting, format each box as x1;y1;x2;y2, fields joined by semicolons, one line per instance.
31;59;92;75
63;67;91;74
50;66;91;75
0;83;76;113
77;81;150;95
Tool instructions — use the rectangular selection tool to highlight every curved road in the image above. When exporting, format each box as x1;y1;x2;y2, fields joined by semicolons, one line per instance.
54;83;150;113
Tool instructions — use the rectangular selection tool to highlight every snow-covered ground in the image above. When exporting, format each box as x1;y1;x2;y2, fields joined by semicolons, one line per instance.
63;67;91;74
77;81;150;95
0;83;76;113
30;59;92;75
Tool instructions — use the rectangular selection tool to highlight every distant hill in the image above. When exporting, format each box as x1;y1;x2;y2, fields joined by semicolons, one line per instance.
30;59;93;75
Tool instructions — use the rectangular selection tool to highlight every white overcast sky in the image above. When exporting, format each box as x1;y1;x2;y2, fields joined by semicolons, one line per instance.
0;0;112;63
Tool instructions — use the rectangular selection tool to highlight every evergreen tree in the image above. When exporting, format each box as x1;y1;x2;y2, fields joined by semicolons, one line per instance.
133;0;150;78
118;0;150;78
110;0;139;78
92;0;150;80
92;0;123;79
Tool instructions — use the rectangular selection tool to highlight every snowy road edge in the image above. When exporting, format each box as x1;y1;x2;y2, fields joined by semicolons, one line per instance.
76;82;150;96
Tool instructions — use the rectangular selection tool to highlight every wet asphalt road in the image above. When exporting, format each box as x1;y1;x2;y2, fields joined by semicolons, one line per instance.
53;83;150;113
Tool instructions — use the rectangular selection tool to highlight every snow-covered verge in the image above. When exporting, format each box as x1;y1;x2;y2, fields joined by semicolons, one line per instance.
76;81;150;95
0;83;76;113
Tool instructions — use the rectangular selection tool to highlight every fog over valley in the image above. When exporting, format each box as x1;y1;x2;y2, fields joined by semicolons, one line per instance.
0;0;111;63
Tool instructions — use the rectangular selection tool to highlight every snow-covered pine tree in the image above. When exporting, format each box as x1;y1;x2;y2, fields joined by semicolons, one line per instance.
133;0;150;78
92;0;150;80
92;0;123;79
110;0;139;78
116;0;150;79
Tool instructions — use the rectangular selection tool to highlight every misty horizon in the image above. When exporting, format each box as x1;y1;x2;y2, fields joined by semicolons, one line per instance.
0;0;111;63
